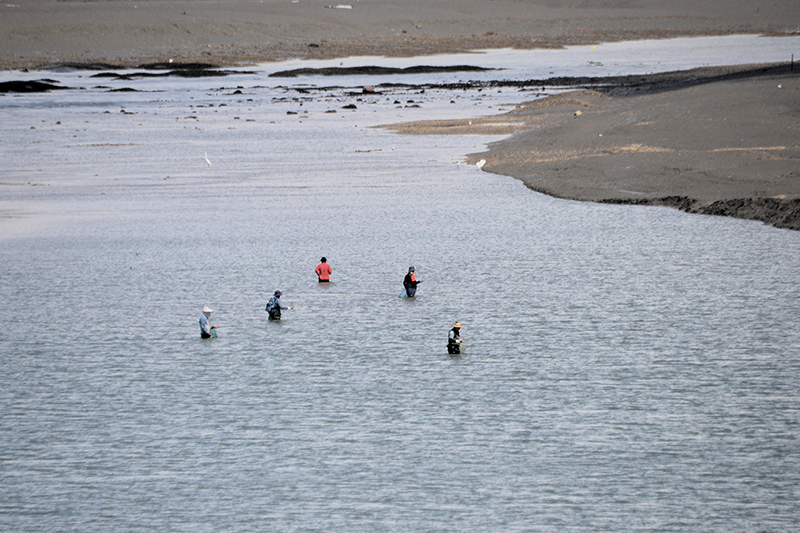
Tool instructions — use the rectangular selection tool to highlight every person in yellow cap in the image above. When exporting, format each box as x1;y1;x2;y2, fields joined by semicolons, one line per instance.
447;322;464;354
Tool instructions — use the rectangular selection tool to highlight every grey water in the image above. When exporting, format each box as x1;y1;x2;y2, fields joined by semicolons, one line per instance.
2;38;800;532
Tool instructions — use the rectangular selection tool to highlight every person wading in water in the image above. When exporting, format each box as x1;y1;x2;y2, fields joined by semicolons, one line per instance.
199;306;218;338
315;257;332;282
447;322;464;354
265;290;291;320
403;266;422;297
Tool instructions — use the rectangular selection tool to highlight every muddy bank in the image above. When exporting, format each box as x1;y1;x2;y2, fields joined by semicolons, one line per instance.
382;64;800;230
601;197;800;231
476;66;800;231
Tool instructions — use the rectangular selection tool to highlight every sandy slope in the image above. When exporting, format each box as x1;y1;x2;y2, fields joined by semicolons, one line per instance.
473;67;800;230
379;62;800;229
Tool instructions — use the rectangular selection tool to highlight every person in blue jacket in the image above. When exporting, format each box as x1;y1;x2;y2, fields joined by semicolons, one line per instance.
265;290;291;320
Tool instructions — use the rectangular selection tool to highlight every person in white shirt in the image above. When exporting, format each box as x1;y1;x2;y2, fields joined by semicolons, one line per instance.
199;306;217;338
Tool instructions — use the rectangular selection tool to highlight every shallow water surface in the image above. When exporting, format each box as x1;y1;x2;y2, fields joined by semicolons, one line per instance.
2;39;800;532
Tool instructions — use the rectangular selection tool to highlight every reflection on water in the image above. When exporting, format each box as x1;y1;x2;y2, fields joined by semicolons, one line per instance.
2;40;800;531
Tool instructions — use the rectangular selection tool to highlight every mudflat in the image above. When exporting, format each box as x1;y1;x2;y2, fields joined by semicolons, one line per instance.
468;65;800;230
2;0;799;229
2;0;797;69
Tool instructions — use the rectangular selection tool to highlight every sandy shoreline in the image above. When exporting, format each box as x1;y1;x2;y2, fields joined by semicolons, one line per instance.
474;65;800;230
3;0;799;70
3;0;799;229
377;62;800;230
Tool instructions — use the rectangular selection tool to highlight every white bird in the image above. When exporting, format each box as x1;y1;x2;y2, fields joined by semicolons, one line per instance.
204;152;212;166
476;159;486;169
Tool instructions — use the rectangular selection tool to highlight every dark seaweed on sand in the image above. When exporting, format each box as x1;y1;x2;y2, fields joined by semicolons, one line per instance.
0;80;70;93
270;65;494;78
91;64;256;81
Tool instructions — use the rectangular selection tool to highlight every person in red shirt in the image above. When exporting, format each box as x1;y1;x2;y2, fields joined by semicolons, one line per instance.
315;257;332;282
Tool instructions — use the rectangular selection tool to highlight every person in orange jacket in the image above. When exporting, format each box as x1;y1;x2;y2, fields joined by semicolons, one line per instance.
315;257;332;282
403;265;421;297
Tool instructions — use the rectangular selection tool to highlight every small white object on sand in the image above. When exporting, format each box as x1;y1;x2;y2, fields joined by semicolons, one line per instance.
476;159;486;169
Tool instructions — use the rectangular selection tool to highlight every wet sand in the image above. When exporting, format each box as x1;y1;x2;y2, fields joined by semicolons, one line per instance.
467;65;800;231
2;0;799;229
380;61;800;230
